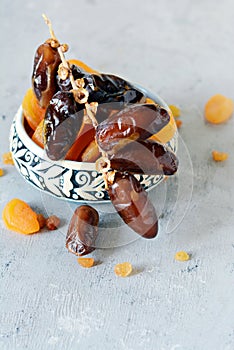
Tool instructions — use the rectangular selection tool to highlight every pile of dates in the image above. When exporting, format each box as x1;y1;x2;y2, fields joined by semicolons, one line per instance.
22;25;179;256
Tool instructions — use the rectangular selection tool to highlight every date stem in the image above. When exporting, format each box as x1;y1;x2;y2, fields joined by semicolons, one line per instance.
57;46;78;91
42;14;88;104
42;14;57;41
43;14;110;176
85;102;98;128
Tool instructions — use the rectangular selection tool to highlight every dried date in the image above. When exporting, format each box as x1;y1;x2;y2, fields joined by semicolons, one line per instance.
110;139;178;175
107;172;158;239
57;65;145;122
32;41;61;108
66;205;99;256
44;91;84;160
96;104;170;155
57;65;143;103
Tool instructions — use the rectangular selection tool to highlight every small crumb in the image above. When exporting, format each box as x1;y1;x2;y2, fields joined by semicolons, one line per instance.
2;152;14;165
114;262;132;277
0;168;4;177
169;105;181;118
175;119;183;128
77;257;95;268
174;251;190;262
46;215;60;230
212;150;228;162
36;213;46;229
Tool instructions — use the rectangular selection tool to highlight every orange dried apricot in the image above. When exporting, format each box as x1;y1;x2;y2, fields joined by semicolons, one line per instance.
212;150;228;162
22;88;46;131
205;94;234;124
145;97;156;104
2;198;40;235
114;262;132;277
149;110;177;144
174;251;190;261
2;152;14;165
169;104;181;118
68;59;98;74
0;168;4;176
146;100;177;144
77;257;95;268
32;119;44;148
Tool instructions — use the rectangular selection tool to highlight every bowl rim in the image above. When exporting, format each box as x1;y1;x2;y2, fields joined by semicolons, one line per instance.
14;85;175;171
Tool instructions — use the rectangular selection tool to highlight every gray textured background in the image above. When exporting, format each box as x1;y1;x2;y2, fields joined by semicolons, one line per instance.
0;0;234;349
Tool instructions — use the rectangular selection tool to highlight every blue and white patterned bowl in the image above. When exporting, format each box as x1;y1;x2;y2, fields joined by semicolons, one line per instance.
10;88;178;202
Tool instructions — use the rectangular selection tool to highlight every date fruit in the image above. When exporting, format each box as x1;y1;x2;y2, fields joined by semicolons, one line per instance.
107;172;158;239
90;73;144;105
44;91;84;160
58;64;143;103
32;41;61;108
110;139;178;175
96;104;170;155
66;205;99;256
57;65;145;122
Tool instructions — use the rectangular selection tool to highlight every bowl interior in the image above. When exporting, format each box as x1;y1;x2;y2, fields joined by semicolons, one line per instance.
10;84;177;203
15;84;174;170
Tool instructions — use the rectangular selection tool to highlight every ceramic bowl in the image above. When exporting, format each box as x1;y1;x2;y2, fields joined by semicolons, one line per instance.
10;87;178;202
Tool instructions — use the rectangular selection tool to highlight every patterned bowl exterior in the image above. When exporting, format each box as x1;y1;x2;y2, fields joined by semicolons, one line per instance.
10;90;178;202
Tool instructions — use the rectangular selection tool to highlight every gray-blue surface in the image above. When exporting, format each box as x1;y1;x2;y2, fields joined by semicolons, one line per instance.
0;1;234;349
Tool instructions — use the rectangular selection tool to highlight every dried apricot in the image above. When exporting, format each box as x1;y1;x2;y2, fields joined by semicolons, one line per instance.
32;120;44;148
205;94;234;124
169;105;181;118
174;251;190;261
212;150;228;162
2;198;40;235
175;119;183;128
0;168;4;176
114;262;132;277
2;152;14;165
146;101;178;143
77;257;95;268
46;215;60;230
22;88;46;131
145;97;156;104
149;110;177;144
